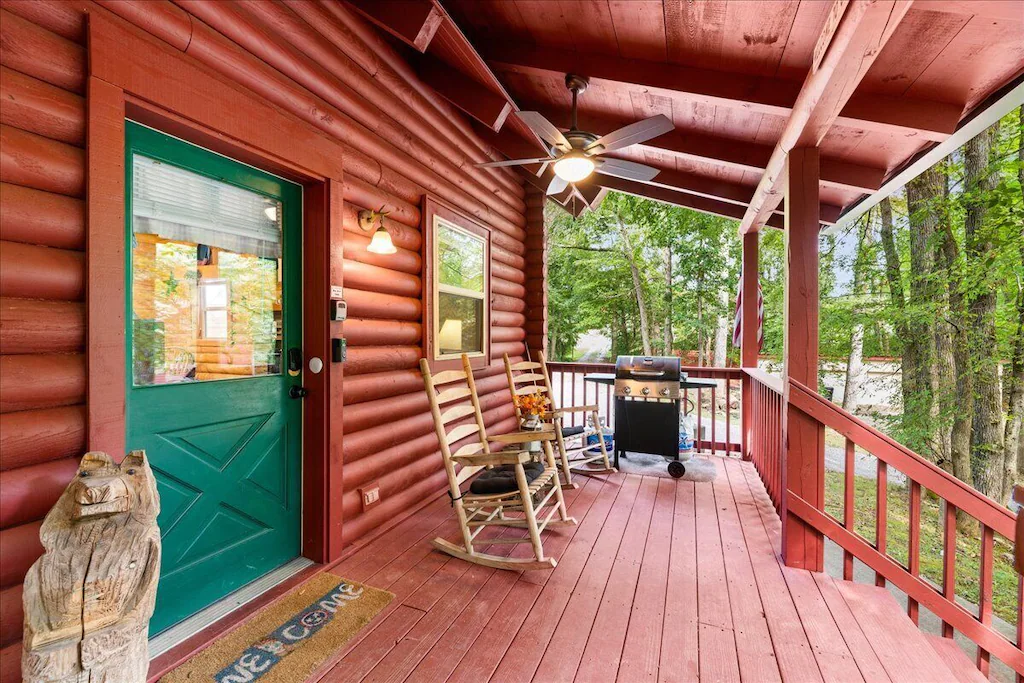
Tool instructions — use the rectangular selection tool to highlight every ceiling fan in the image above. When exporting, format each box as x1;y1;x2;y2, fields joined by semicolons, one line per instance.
478;74;675;199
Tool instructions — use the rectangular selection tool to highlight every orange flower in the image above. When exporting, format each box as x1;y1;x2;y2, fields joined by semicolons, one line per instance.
514;392;551;417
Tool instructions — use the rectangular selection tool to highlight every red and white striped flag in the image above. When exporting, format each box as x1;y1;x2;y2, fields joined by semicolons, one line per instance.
732;268;763;351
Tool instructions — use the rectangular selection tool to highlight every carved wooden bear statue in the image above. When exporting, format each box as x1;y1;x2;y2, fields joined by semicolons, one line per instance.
22;451;161;683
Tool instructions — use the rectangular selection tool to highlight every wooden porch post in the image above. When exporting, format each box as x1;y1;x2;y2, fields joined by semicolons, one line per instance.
782;146;825;571
740;232;759;461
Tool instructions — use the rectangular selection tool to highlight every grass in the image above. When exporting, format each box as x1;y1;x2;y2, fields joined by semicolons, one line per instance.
824;470;1018;625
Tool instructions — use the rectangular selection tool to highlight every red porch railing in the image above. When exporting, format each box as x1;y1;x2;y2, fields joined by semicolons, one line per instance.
547;361;1022;677
545;362;743;456
745;368;784;514
782;376;1023;679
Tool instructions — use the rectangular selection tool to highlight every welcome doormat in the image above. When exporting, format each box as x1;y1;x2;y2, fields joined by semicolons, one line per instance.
160;573;393;683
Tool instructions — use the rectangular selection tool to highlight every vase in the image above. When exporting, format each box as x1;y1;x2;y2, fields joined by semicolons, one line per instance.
521;416;542;452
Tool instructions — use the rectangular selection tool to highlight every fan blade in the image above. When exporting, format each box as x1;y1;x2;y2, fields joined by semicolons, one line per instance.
477;157;552;168
517;111;571;152
546;174;569;196
536;160;550;177
595;158;661;182
585;114;674;154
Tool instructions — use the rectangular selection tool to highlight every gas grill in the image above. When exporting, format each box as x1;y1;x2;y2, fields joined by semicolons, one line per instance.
614;356;683;471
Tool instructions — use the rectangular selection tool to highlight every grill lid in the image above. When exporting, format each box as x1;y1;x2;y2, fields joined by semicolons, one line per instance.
614;356;681;381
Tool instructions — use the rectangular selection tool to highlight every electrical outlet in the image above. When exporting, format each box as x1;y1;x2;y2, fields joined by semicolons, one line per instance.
360;483;381;511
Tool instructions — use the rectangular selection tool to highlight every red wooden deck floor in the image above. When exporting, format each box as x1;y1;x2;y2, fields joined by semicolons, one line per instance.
311;457;974;683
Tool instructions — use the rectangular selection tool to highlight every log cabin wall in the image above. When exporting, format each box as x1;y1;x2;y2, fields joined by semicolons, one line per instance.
0;5;89;673
523;186;548;356
0;0;535;675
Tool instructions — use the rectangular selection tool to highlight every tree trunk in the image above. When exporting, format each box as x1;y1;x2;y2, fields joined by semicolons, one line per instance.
713;235;731;368
1003;288;1024;503
936;197;974;488
696;269;705;365
1000;107;1024;502
616;216;652;355
664;246;673;355
878;198;919;440
905;167;942;459
964;123;1004;497
933;161;956;470
843;212;872;413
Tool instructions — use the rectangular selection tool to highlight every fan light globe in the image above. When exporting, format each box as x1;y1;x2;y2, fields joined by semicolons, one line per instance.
553;154;595;183
367;226;397;254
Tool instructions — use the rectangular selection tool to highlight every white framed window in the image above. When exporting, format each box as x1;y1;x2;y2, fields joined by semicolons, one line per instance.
424;197;491;370
199;279;230;340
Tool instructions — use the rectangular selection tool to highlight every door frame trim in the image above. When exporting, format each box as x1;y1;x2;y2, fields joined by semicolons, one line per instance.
86;10;345;568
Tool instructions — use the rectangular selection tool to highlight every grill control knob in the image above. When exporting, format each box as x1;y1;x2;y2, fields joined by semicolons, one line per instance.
623;385;631;394
641;386;651;396
660;387;670;396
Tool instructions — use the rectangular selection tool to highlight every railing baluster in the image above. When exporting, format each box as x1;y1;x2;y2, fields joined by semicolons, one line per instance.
561;367;568;426
726;378;732;455
697;386;703;453
908;481;921;624
977;524;993;675
1017;577;1023;683
711;384;717;456
571;367;578;427
844;438;855;581
876;459;888;587
942;502;957;639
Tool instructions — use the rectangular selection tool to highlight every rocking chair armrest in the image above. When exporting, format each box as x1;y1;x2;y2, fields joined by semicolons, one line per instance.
489;428;556;444
557;404;600;413
452;451;531;467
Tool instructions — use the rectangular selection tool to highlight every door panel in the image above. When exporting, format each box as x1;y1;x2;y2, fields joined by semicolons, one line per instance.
124;122;303;635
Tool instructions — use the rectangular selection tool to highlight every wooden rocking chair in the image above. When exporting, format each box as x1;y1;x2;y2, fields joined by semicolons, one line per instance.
503;350;615;489
420;355;577;570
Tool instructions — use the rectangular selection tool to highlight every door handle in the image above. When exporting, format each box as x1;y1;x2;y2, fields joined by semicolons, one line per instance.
289;386;308;400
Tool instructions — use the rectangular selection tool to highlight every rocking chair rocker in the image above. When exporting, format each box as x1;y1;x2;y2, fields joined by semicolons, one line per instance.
503;351;615;489
420;355;577;571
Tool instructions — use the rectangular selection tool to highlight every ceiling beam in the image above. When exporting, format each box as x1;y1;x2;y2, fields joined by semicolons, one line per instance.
831;74;1024;232
523;104;885;195
485;37;959;142
740;0;915;234
474;123;839;224
346;0;444;52
599;153;842;225
416;56;512;132
598;176;785;229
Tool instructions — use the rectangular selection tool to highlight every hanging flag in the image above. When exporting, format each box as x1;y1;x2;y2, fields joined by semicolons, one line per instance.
732;268;764;352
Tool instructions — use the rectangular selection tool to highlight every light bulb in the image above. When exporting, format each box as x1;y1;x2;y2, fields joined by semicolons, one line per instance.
552;153;595;183
367;226;397;254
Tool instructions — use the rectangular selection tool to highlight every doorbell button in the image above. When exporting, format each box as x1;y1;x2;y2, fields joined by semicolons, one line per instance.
309;357;324;374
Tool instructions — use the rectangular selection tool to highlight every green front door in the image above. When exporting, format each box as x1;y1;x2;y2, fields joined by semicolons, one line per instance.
125;123;303;635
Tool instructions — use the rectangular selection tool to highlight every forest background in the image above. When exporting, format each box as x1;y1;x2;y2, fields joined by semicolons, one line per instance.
546;107;1023;507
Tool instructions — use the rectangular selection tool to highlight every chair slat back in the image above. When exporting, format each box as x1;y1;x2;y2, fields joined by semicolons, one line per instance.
508;361;542;371
420;357;492;493
504;352;556;422
511;373;547;384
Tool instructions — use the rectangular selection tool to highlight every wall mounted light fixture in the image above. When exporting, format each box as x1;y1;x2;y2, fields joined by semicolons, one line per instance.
358;205;397;255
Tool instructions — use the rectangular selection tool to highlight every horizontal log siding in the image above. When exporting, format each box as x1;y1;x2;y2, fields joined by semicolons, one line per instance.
524;187;549;355
0;5;87;673
0;6;540;671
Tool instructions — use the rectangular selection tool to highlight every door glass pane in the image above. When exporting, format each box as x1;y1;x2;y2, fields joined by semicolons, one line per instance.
438;291;483;355
131;154;283;386
437;222;484;292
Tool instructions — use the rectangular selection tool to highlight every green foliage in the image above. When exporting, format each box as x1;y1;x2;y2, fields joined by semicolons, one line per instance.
546;192;739;361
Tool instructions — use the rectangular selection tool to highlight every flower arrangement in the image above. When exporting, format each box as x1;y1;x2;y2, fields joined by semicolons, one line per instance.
514;392;550;417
